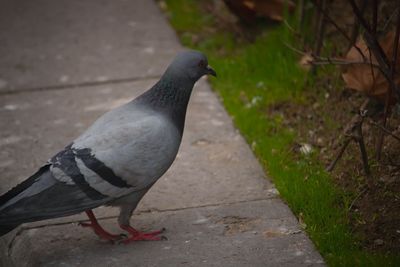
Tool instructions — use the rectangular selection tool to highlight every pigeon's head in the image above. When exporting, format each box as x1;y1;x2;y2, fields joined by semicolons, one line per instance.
167;51;216;82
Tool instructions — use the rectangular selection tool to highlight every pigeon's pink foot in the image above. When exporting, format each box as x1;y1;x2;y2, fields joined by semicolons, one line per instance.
119;225;166;243
80;210;123;242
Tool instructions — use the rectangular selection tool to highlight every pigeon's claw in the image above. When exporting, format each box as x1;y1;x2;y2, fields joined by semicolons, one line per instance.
119;225;167;243
81;210;125;243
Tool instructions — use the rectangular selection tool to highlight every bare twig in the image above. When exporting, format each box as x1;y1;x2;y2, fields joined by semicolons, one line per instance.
283;19;297;35
382;8;399;33
348;0;367;51
354;119;371;178
348;0;391;70
313;0;327;57
311;0;365;59
310;58;382;69
372;0;378;36
348;187;368;211
375;7;400;159
299;0;306;31
327;99;370;174
390;7;400;84
326;138;351;172
284;42;383;69
369;119;400;142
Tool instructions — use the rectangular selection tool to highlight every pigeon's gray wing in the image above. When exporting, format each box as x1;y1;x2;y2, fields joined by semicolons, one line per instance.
0;162;110;227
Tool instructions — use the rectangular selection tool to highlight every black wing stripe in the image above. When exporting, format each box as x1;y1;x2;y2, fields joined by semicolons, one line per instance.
72;147;132;188
51;144;106;201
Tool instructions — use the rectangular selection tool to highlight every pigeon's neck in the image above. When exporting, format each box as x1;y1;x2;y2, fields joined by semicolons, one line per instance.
135;74;195;135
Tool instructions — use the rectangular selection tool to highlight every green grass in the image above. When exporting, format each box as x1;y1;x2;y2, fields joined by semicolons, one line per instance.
163;0;400;266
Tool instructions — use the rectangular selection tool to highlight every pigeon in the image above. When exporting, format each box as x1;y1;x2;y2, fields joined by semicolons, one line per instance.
0;50;216;243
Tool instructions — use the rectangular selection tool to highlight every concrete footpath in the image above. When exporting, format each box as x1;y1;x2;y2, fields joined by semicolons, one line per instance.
0;0;325;266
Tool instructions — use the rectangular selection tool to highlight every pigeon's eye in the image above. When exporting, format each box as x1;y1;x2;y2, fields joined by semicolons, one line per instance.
198;60;206;68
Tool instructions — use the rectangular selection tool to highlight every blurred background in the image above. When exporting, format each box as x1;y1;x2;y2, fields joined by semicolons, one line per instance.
161;0;400;265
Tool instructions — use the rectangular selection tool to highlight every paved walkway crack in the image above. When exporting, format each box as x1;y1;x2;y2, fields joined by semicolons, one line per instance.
0;75;162;96
19;197;279;231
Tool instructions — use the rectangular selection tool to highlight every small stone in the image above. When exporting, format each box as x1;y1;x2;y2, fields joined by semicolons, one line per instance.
143;47;155;54
59;75;69;83
267;188;279;195
299;143;313;155
295;250;304;256
374;239;384;246
4;104;18;111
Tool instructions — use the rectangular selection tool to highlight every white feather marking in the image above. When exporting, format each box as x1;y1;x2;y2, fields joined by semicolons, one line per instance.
51;166;75;185
75;157;131;198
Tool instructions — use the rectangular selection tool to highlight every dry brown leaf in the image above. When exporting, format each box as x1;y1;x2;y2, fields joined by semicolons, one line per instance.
342;31;400;103
299;53;314;70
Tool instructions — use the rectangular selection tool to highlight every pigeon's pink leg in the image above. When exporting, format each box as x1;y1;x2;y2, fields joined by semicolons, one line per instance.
80;210;122;242
119;225;166;243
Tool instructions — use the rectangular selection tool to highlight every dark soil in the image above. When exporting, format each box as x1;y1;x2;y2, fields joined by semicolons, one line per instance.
268;76;400;253
267;0;400;255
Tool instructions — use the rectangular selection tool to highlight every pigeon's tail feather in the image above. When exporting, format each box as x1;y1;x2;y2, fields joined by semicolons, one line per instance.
0;165;49;207
0;165;110;227
0;224;19;237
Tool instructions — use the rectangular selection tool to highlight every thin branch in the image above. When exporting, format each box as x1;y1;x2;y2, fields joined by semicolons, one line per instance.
391;8;400;80
284;42;383;70
311;58;382;69
326;99;370;173
348;0;391;69
327;138;351;172
283;19;298;35
372;0;378;36
314;0;327;56
369;120;400;142
382;8;399;33
355;121;371;177
348;187;368;211
311;0;365;59
348;0;367;51
375;6;400;159
299;0;306;31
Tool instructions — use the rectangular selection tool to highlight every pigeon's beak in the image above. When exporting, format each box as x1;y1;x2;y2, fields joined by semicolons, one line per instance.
206;65;217;77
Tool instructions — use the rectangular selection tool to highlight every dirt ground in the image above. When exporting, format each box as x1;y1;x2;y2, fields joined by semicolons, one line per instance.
270;78;400;253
